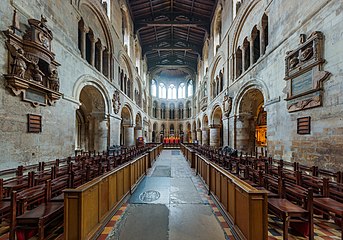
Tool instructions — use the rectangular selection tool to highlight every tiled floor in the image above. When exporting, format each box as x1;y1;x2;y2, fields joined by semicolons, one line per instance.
98;150;231;240
97;149;342;240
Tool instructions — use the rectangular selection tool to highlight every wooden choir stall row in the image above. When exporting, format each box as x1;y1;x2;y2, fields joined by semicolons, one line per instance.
180;143;343;240
0;144;163;240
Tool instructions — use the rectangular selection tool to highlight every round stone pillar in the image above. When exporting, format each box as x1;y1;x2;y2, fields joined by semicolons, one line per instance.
97;119;108;152
123;125;135;146
197;129;202;145
135;127;143;140
210;125;221;147
202;128;209;145
191;131;197;143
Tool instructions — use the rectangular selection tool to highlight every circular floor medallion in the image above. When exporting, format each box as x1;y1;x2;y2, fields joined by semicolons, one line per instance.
139;190;161;202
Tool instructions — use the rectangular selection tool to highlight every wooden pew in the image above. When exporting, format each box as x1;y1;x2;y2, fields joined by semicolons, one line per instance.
268;180;314;240
313;179;343;239
12;180;64;240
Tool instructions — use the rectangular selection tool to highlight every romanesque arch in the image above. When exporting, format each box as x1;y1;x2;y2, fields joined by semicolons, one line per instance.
202;115;209;145
210;105;223;147
235;88;266;154
76;85;108;152
120;104;134;146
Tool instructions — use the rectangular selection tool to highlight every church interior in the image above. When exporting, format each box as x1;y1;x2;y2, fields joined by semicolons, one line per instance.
0;0;342;239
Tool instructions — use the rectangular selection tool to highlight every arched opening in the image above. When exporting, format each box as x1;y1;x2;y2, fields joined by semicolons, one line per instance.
170;124;175;136
237;89;266;154
235;47;242;79
192;121;197;143
120;105;134;146
202;115;209;145
210;106;223;147
169;103;175;120
213;5;222;56
186;122;192;143
161;103;166;119
134;113;143;143
243;38;250;71
178;102;184;119
160;123;166;142
76;85;107;152
197;118;202;144
152;122;158;142
251;26;261;64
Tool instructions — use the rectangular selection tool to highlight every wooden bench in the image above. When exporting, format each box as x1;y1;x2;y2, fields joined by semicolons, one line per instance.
268;185;314;240
11;180;64;240
313;179;343;239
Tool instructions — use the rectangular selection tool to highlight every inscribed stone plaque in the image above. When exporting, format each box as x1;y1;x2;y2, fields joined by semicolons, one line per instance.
291;70;313;96
24;89;46;105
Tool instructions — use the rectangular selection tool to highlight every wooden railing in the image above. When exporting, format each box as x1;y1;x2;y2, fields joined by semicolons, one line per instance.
181;144;268;240
64;144;162;240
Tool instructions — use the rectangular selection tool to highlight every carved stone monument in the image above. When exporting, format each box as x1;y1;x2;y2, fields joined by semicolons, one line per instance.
284;32;330;112
112;90;121;114
3;11;62;107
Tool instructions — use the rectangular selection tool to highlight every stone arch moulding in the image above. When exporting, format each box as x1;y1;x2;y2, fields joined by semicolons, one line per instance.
72;75;111;114
233;78;270;116
231;0;262;52
119;52;134;81
120;103;134;125
78;0;114;52
210;104;223;124
209;53;225;81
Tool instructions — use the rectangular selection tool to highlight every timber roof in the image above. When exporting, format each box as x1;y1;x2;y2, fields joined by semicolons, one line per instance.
128;0;217;71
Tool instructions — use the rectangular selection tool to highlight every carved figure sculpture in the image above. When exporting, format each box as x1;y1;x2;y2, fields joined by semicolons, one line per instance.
6;42;33;78
48;65;60;91
32;64;45;84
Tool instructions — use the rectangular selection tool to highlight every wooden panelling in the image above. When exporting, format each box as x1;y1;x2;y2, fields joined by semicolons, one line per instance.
221;175;228;210
64;144;163;240
235;188;249;239
83;185;99;238
99;178;109;220
108;173;117;207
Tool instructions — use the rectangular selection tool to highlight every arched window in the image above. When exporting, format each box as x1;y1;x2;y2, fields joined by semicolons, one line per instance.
153;101;157;118
178;83;185;99
159;83;166;99
170;103;175;119
178;103;184;119
151;79;157;97
101;0;111;19
187;80;194;97
161;103;166;119
168;84;176;99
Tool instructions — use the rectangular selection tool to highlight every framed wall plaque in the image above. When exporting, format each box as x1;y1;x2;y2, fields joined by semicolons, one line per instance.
297;117;311;135
28;114;42;133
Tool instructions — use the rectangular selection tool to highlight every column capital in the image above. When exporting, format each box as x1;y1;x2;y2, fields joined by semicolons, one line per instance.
209;124;221;129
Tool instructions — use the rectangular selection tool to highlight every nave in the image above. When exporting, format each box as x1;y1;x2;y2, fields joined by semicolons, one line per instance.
96;149;342;240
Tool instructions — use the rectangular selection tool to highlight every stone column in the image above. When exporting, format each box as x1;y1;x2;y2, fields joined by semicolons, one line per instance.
123;125;135;146
209;124;221;147
90;37;96;67
197;129;202;145
81;27;87;59
191;131;196;143
135;127;143;140
109;115;121;146
250;37;254;66
107;50;111;79
234;53;238;79
259;24;266;56
222;118;229;147
99;45;104;73
97;118;108;152
241;47;246;73
202;128;209;145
